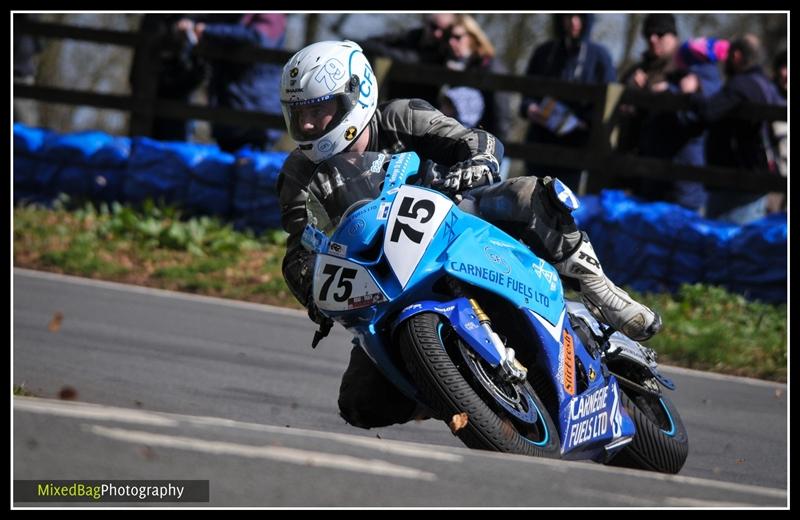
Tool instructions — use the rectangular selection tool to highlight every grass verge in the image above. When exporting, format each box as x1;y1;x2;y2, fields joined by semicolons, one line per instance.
13;200;786;382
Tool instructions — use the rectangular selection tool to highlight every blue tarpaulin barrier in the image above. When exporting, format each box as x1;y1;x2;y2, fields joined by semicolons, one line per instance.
13;123;287;233
573;190;786;303
13;124;786;303
232;149;286;232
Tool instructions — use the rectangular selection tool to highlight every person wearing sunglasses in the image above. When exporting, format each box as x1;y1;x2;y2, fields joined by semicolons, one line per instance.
616;13;723;215
358;13;456;103
438;15;512;144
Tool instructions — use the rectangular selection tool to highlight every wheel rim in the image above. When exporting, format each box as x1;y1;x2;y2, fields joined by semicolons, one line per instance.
658;398;677;437
632;392;676;436
438;323;551;447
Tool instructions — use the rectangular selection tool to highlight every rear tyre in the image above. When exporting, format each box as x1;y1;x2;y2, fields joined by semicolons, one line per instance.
607;390;689;474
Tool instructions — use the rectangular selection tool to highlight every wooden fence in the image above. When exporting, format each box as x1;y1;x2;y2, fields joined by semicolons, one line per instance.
14;18;786;194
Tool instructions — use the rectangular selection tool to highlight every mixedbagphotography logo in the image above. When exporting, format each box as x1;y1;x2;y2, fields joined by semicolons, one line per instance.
14;480;209;503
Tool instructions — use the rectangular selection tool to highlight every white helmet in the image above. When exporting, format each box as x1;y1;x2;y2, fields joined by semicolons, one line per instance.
280;40;378;164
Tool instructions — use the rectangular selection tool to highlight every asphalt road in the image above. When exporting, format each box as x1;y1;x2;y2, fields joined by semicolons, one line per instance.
12;269;788;507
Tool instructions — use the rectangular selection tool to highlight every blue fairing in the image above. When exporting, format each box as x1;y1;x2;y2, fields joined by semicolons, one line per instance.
523;307;636;459
306;151;639;460
442;216;564;326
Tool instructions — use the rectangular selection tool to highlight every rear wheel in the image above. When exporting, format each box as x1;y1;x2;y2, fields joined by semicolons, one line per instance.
607;389;689;473
398;312;560;458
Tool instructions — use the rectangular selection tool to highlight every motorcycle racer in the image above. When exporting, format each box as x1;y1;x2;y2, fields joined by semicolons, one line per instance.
277;40;661;429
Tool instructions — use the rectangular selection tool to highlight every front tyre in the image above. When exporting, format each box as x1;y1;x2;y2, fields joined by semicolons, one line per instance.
398;312;560;458
608;390;689;474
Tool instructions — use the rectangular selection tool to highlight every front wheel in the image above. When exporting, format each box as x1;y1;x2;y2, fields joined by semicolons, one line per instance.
397;312;560;458
607;390;689;473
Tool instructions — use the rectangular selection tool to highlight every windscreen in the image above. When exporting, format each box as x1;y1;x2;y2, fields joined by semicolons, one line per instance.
305;152;390;236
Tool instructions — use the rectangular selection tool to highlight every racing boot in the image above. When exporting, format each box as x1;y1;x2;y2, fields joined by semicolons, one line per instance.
554;232;662;342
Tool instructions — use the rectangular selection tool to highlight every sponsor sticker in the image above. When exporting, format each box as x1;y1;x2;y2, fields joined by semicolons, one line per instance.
377;202;391;220
347;219;366;236
531;258;558;292
566;386;610;450
327;242;348;258
370;153;386;173
484;246;511;275
347;293;385;310
562;330;576;395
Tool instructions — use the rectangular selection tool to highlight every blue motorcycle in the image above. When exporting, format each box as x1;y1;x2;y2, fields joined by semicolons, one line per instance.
301;151;688;473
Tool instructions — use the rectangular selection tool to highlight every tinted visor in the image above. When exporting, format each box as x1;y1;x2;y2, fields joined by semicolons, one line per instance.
281;92;357;142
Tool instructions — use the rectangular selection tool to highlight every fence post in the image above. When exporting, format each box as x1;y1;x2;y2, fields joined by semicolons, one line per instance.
372;57;393;103
128;32;160;138
586;82;625;193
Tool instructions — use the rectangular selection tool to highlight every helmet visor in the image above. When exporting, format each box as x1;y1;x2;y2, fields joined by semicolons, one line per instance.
281;92;358;142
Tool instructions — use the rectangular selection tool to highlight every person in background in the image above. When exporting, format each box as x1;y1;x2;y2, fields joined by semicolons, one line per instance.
438;86;485;129
13;13;44;127
129;14;208;141
616;14;723;215
519;14;616;192
359;13;456;104
176;14;287;153
689;34;786;224
13;14;42;85
772;49;787;100
439;14;512;144
766;49;787;213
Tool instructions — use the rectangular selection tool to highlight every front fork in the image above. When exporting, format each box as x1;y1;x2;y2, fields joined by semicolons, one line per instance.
468;298;528;383
393;285;527;384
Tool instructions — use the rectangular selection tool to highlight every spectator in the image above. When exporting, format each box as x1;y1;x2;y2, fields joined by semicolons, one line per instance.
129;14;208;141
773;49;787;99
766;49;787;212
519;14;616;192
690;34;786;224
617;14;723;214
439;86;485;128
438;14;512;144
359;13;455;104
771;49;788;173
13;14;42;84
178;14;287;153
13;13;44;126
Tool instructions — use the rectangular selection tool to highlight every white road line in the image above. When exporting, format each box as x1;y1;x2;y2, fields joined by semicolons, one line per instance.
663;497;765;507
14;397;786;501
14;397;460;462
89;425;437;482
14;268;785;387
180;415;463;462
14;396;179;427
463;448;788;500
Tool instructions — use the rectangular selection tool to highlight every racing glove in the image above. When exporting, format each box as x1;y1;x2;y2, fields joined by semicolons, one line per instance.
308;301;334;349
433;154;500;195
282;245;333;347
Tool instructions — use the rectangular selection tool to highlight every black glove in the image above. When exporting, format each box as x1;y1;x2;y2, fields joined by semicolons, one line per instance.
307;301;334;349
307;300;330;326
433;157;498;194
